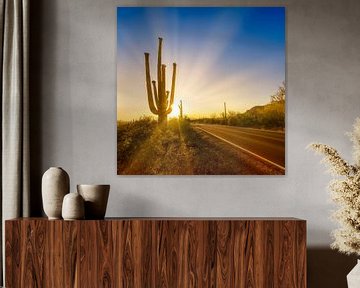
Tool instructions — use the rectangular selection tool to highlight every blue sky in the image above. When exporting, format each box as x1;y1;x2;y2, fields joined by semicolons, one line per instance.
117;7;285;120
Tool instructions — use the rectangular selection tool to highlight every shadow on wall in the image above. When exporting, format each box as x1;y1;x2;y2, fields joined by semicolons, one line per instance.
29;0;46;216
308;248;357;288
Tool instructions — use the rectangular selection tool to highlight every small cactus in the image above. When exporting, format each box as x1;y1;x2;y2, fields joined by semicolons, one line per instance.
144;38;177;125
179;100;183;119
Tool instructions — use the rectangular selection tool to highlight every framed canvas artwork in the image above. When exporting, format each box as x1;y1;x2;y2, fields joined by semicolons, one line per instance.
117;7;285;175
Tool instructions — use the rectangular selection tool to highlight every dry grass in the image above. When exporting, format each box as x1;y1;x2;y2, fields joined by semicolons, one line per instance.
121;119;193;175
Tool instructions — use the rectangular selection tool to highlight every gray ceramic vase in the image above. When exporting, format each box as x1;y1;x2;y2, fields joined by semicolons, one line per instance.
42;167;70;219
62;192;85;220
77;184;110;219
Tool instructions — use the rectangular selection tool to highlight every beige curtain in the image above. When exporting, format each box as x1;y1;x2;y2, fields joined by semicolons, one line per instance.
0;0;30;284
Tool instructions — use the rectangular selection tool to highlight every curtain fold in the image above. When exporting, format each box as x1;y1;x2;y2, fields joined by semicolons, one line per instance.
0;0;30;284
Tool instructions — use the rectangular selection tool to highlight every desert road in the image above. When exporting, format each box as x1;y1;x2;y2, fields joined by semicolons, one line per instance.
193;124;285;170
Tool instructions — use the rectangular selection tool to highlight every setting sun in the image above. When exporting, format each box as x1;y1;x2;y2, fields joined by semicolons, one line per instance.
169;102;180;118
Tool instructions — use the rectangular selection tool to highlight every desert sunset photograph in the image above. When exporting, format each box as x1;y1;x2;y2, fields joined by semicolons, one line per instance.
117;7;285;175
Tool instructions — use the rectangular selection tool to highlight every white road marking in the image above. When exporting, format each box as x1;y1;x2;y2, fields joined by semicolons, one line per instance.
196;126;286;172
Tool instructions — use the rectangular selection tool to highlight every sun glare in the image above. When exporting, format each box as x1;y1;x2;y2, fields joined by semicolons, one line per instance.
169;102;180;118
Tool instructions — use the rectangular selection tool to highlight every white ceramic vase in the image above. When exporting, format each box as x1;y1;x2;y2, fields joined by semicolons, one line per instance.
347;260;360;288
77;184;110;219
62;192;85;220
42;167;70;219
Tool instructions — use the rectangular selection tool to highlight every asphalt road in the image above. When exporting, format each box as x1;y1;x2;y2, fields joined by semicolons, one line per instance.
193;124;285;170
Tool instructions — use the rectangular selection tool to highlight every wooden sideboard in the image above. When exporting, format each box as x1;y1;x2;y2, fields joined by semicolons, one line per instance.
5;218;306;287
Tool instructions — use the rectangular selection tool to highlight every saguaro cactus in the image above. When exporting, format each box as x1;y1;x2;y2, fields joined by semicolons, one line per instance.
179;100;183;119
145;38;177;125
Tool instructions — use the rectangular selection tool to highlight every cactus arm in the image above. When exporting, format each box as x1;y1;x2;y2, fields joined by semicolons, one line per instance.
152;80;159;108
166;63;176;114
165;91;170;108
157;37;163;98
161;64;166;112
162;64;166;95
144;52;158;115
165;91;172;114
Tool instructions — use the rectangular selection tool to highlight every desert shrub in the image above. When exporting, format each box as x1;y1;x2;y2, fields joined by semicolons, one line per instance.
123;119;192;174
117;116;156;172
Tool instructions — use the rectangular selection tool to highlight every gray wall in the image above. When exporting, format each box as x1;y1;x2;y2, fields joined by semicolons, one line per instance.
30;0;360;286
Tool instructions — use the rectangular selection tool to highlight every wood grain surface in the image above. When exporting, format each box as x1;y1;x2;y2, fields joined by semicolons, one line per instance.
5;218;306;287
